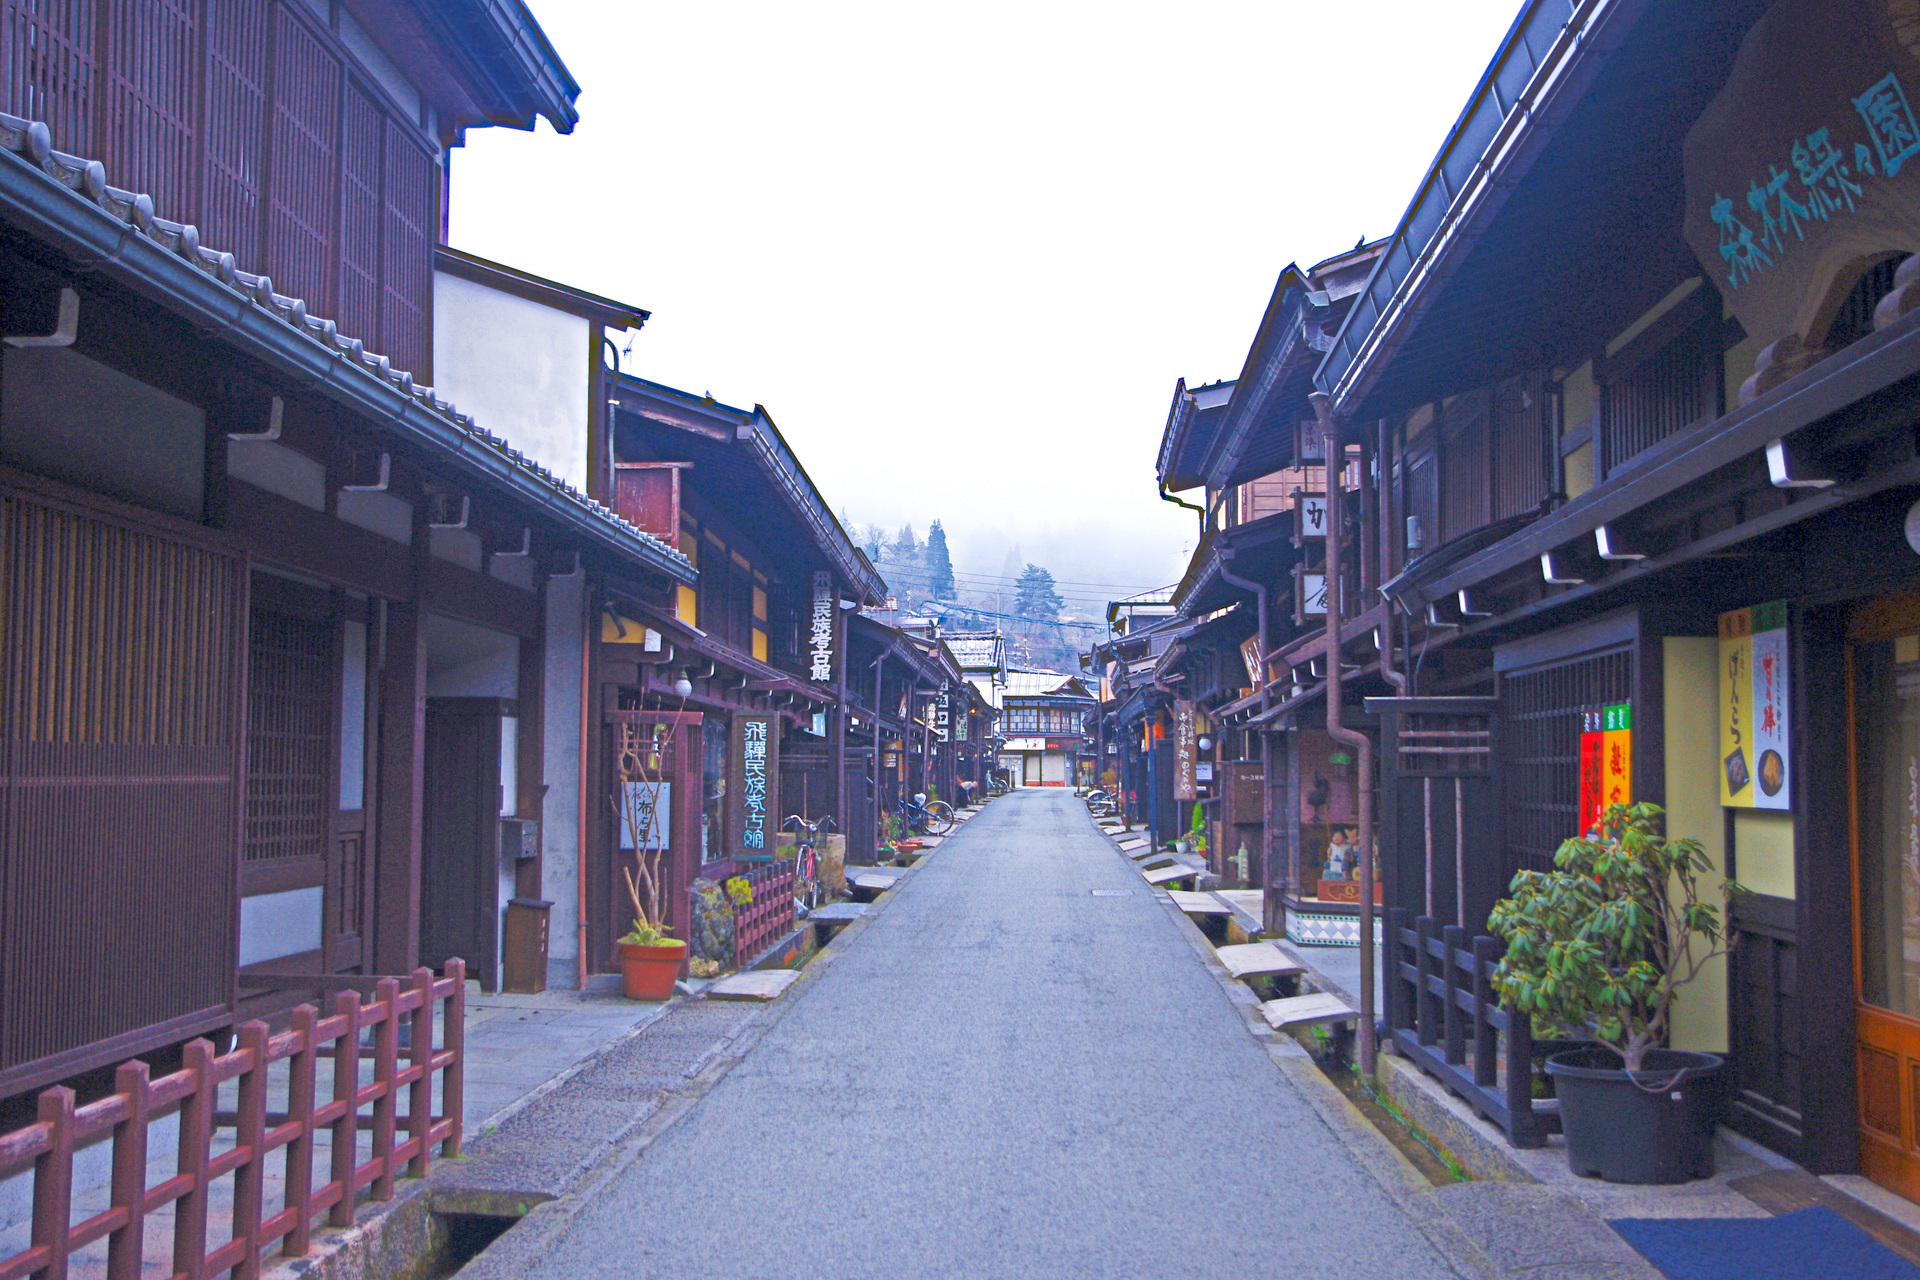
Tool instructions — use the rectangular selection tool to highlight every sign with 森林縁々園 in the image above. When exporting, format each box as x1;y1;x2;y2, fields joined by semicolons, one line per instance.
1682;0;1920;357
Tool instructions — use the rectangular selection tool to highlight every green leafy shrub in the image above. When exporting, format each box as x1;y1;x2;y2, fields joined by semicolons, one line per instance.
1489;802;1742;1072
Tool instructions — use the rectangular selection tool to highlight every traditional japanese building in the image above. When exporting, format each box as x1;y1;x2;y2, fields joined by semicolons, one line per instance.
0;0;699;1097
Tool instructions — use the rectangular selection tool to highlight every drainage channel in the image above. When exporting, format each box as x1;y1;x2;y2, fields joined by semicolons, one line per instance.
1298;1033;1472;1188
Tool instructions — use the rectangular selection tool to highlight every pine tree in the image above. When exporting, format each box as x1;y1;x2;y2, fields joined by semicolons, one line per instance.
1014;564;1063;624
925;520;956;599
893;523;919;556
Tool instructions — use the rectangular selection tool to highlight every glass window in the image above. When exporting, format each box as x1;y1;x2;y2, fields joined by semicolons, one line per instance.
1857;635;1920;1014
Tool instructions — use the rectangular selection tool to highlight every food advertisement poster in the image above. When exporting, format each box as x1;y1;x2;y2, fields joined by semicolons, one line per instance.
1578;703;1632;835
1720;601;1791;808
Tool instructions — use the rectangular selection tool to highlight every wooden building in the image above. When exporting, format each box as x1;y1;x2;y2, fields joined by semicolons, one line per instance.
0;0;704;1098
1132;0;1920;1199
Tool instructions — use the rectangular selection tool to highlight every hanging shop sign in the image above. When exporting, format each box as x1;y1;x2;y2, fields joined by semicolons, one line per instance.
1173;700;1197;801
1004;737;1045;752
1296;493;1328;541
1720;600;1791;808
729;714;780;854
936;685;951;742
1578;703;1633;835
1301;573;1329;616
1241;635;1265;691
808;571;836;682
617;782;670;850
1682;0;1920;356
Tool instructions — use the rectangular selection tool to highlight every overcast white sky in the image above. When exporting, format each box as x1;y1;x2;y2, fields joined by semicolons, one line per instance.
449;1;1521;613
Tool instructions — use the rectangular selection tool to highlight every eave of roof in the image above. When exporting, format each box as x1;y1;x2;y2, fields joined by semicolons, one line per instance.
436;246;649;330
348;0;581;136
1312;0;1770;419
0;111;690;584
614;374;887;604
1156;377;1235;493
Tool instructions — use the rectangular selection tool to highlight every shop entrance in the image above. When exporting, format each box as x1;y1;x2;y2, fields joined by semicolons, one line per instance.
1849;590;1920;1201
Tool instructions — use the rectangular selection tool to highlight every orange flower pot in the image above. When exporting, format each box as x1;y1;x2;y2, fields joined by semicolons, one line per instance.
617;939;688;1001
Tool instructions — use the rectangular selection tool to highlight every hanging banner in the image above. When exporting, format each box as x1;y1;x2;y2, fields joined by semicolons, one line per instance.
1579;703;1633;834
1173;700;1197;801
729;714;780;854
1720;600;1791;807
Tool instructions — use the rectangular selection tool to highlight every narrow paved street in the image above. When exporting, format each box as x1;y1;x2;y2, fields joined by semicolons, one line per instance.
522;789;1458;1279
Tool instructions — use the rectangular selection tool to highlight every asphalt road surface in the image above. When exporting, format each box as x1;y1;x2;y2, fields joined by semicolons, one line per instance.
523;787;1458;1280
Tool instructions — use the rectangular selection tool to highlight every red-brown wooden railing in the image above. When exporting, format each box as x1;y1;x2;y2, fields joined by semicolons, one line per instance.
733;860;796;969
0;961;464;1280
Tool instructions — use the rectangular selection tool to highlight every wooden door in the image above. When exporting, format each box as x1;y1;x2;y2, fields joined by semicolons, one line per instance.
421;698;507;990
1849;590;1920;1200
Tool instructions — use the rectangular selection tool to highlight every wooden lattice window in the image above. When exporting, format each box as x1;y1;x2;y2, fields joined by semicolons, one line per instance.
1500;647;1632;879
103;0;193;215
2;0;98;156
266;7;340;314
202;0;268;266
380;118;433;378
244;607;333;864
1600;302;1720;475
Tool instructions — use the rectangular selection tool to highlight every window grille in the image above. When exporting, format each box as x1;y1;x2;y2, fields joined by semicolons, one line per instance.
1601;317;1717;472
245;608;334;864
1500;648;1631;879
1825;254;1909;350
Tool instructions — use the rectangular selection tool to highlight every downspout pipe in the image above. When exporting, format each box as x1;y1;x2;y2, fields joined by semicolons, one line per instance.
1313;390;1377;1074
1218;549;1275;904
1376;414;1408;697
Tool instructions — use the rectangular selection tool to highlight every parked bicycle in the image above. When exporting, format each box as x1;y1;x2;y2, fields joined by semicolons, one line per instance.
898;791;955;836
783;813;836;914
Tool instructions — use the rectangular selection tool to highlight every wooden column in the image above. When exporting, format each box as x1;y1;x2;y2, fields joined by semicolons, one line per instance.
374;601;427;975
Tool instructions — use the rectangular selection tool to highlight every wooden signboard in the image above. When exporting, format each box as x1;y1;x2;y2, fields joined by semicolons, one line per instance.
730;714;780;855
1683;0;1920;356
1173;700;1197;802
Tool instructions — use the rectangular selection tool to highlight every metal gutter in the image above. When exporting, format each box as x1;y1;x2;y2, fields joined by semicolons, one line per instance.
0;131;692;585
1313;0;1646;413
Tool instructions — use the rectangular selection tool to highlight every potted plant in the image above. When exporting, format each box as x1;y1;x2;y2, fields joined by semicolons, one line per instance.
1490;801;1742;1184
614;725;688;1001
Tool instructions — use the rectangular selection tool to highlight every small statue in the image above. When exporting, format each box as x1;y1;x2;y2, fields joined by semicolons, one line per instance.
1323;829;1354;882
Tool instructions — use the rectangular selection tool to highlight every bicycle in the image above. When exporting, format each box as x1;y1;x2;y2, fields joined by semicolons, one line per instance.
898;792;954;837
783;813;836;914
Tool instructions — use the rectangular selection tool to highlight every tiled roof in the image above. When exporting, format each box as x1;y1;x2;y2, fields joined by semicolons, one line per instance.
0;109;689;578
945;636;1004;668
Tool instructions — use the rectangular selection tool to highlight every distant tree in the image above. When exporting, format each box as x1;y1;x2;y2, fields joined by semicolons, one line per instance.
925;521;956;599
862;523;888;560
893;523;919;556
1014;564;1063;624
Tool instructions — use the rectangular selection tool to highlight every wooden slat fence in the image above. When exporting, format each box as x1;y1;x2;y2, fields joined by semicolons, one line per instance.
1385;910;1560;1149
732;860;796;969
0;961;464;1280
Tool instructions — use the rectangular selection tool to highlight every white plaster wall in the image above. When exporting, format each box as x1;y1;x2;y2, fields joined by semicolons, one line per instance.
542;572;586;989
432;272;591;493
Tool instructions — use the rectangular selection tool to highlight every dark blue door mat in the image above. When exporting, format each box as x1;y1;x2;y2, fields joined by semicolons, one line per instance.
1610;1206;1920;1279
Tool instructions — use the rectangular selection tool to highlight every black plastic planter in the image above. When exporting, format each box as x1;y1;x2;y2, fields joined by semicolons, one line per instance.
1546;1047;1726;1184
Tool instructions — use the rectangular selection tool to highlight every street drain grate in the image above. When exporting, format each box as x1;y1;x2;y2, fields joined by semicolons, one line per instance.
1090;889;1133;897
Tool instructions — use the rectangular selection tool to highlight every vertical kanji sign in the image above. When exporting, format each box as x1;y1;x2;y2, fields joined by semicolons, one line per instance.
808;571;836;682
1579;703;1632;834
1173;700;1197;802
1720;600;1790;808
730;714;780;855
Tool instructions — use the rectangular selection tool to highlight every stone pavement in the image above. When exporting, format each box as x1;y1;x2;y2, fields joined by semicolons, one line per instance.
473;788;1486;1279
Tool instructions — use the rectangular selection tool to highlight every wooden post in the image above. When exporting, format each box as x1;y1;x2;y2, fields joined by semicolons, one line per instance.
328;992;360;1229
1505;986;1541;1147
173;1040;215;1278
106;1062;150;1280
1442;925;1466;1065
375;602;427;974
1384;908;1405;1034
1415;916;1439;1046
443;957;466;1157
1472;936;1500;1088
408;967;435;1178
285;1006;318;1257
371;977;400;1200
33;1086;75;1280
232;1022;269;1280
